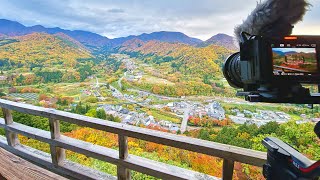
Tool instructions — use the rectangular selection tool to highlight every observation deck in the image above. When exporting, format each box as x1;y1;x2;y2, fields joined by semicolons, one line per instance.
0;99;267;180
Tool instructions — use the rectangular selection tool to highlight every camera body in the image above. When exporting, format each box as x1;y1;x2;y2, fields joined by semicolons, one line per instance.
241;35;320;85
223;33;320;104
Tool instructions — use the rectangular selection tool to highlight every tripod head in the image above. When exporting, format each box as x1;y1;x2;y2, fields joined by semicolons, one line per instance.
262;121;320;180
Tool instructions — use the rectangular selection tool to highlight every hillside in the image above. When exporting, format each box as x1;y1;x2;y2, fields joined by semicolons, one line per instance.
116;39;236;96
119;39;233;77
0;33;92;67
199;34;238;50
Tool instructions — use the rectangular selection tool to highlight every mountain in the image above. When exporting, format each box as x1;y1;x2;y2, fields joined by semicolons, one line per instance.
273;50;286;56
0;19;240;51
0;19;204;48
112;31;202;46
273;50;305;56
0;19;26;36
0;19;110;47
199;34;238;50
0;34;7;39
0;33;92;67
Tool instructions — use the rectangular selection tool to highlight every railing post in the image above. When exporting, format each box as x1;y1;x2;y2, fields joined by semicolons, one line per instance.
49;118;65;166
222;159;234;180
117;135;131;180
2;108;19;146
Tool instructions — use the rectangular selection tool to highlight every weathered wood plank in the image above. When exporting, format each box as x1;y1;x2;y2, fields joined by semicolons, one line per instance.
0;147;67;180
0;136;116;180
0;99;267;167
2;108;19;147
119;135;128;160
222;159;234;180
49;118;61;139
0;120;219;180
118;135;131;180
50;145;65;166
49;118;65;166
117;166;131;180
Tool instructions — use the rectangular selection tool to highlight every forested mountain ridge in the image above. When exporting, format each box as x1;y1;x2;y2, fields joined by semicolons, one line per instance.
0;32;92;67
0;19;110;47
0;19;236;49
111;31;203;46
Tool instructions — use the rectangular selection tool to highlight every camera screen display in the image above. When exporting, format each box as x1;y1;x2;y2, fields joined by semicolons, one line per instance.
272;47;318;76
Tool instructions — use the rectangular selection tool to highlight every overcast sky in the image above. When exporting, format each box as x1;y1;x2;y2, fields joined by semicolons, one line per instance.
0;0;319;40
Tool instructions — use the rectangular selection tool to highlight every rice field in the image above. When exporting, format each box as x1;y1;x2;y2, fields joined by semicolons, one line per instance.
9;93;38;100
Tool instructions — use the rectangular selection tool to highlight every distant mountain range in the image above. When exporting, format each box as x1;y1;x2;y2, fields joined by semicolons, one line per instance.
273;50;315;56
0;19;110;47
0;19;237;50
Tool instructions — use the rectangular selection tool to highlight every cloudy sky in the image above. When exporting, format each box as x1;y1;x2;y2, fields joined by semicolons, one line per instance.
0;0;319;40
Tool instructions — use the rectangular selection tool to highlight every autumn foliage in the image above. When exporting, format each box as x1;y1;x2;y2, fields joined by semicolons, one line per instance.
0;33;92;67
188;116;231;127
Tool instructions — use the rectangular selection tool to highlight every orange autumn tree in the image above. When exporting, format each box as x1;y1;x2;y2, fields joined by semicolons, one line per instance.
64;127;254;179
19;126;259;179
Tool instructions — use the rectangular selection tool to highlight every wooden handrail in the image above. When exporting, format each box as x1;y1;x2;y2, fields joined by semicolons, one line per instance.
0;99;267;180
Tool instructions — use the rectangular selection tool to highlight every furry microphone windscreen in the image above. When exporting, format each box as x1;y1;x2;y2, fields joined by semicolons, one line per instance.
234;0;310;43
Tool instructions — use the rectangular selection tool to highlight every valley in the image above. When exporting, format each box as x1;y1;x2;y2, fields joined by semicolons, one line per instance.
0;19;319;179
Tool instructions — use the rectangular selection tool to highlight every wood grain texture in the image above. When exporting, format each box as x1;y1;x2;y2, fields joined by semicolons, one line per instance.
222;159;234;180
0;147;67;180
2;108;19;147
49;118;66;166
0;136;116;180
118;135;131;180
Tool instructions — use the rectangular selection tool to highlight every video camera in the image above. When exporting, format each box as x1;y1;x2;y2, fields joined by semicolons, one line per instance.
223;33;320;179
223;32;320;104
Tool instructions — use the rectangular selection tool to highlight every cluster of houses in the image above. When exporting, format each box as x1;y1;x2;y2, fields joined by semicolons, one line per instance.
229;109;291;126
125;72;143;82
100;104;180;132
166;101;226;121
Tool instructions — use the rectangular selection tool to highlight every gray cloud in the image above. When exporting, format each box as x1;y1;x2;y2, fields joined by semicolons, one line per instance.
0;0;319;40
107;9;125;13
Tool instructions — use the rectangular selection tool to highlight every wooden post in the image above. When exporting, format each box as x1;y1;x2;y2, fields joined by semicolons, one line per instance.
2;108;19;146
49;118;65;166
117;135;131;180
222;159;234;180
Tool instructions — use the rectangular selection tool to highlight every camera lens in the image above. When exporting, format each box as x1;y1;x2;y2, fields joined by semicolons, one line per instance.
223;52;243;88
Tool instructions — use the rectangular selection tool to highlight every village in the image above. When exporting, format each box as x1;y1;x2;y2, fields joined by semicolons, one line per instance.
97;96;303;133
78;54;318;131
3;53;319;133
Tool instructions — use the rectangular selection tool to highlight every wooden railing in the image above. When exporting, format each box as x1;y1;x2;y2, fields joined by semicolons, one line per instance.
0;99;267;180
